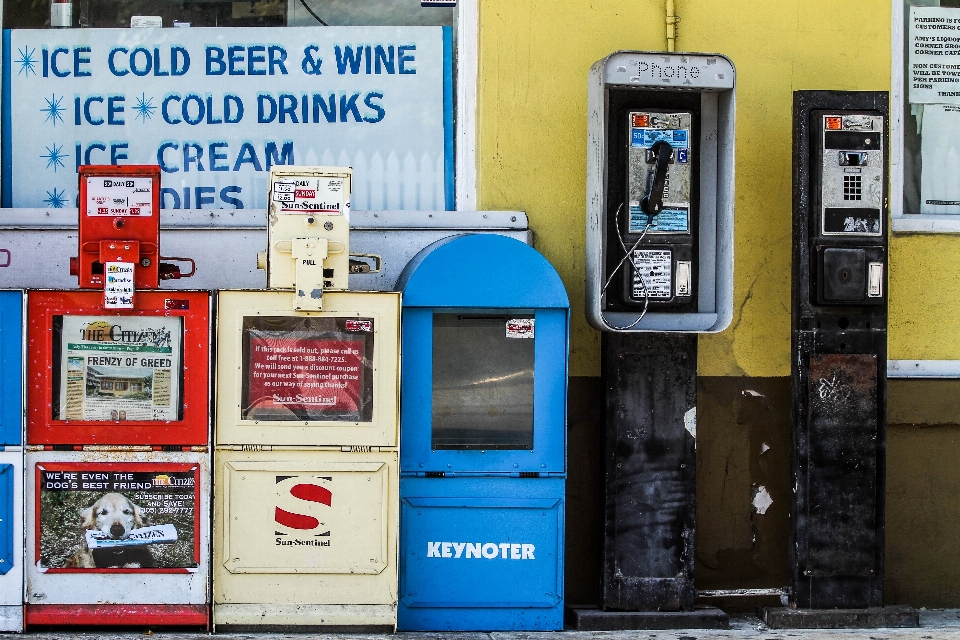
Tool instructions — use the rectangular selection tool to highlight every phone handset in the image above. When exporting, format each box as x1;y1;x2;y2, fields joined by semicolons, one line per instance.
640;140;673;218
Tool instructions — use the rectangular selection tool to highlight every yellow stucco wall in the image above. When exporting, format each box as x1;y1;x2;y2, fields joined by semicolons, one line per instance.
474;0;952;377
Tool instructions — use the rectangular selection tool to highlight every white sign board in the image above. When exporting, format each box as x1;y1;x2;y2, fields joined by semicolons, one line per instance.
909;6;960;104
4;26;451;210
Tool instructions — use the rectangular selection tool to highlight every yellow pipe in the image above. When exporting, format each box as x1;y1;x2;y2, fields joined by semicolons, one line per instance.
666;0;678;51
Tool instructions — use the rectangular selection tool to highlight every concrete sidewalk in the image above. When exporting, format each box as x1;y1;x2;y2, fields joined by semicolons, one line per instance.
5;611;960;640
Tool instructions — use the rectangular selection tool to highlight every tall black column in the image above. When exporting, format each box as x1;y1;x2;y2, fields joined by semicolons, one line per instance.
789;90;888;611
601;332;697;611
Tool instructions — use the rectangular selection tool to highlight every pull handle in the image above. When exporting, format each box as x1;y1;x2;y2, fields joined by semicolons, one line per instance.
158;256;196;280
0;249;9;268
640;140;673;217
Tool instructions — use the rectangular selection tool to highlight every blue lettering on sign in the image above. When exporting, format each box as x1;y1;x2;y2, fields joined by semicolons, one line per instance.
631;128;689;149
206;45;286;75
155;140;293;174
9;29;446;211
160;185;245;209
333;44;410;74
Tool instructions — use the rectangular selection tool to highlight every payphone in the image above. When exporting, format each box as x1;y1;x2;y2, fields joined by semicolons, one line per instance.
773;91;910;626
25;165;210;628
396;234;569;631
213;166;401;631
575;52;735;628
0;291;24;632
586;51;735;333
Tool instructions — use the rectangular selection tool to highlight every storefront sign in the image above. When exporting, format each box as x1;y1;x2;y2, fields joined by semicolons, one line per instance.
4;26;451;210
909;6;960;105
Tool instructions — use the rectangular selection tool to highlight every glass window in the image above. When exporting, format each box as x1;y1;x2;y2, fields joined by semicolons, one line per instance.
431;313;535;450
241;315;375;422
52;315;184;422
3;1;463;211
899;0;960;216
4;0;452;31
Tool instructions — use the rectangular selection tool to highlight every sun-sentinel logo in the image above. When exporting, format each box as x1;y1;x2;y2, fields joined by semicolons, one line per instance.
427;542;536;560
275;476;332;547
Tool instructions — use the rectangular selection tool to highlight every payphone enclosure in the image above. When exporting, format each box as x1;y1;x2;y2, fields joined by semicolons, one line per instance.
789;91;889;611
586;51;735;332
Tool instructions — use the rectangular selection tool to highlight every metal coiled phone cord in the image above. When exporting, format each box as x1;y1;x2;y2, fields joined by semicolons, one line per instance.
600;202;652;331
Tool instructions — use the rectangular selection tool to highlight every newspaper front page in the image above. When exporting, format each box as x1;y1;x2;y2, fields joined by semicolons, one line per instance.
57;316;182;421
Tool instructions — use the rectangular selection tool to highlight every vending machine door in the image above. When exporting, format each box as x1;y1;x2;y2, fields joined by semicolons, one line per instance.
0;454;24;631
27;291;210;446
215;291;400;448
25;450;210;626
0;291;22;446
214;448;399;630
398;476;564;630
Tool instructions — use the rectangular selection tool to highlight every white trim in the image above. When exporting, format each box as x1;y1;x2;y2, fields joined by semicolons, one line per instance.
455;0;478;211
891;0;905;219
892;215;960;233
888;360;960;378
890;0;960;233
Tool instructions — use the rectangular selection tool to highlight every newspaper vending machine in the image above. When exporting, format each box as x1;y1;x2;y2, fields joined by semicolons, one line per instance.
213;167;401;631
396;234;570;631
25;166;211;627
0;291;24;632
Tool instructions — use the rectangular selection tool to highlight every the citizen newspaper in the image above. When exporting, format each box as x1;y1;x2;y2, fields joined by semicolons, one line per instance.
57;315;182;421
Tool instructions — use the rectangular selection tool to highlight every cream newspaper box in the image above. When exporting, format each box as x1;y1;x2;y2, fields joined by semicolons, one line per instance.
214;290;400;630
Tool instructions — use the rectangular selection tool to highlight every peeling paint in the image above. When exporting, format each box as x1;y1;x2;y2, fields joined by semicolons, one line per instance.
743;389;764;397
683;407;697;442
752;485;773;515
761;442;771;455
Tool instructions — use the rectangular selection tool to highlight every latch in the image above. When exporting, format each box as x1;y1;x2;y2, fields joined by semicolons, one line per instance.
271;237;347;310
349;254;383;274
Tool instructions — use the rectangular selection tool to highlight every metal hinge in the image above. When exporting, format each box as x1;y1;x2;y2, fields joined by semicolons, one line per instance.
340;445;379;453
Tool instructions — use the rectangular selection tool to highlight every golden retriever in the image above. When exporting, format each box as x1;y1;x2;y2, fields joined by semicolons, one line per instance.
64;493;156;569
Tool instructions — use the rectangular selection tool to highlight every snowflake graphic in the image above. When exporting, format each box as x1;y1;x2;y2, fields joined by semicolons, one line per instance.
41;143;67;172
133;93;156;123
16;46;37;77
41;94;65;126
43;188;67;209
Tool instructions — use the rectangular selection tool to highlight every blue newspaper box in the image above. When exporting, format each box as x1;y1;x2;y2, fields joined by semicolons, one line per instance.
397;234;569;631
0;291;24;631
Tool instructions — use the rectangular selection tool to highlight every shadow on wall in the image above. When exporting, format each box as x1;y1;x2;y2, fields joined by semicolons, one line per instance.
563;376;960;609
886;379;960;608
694;377;791;595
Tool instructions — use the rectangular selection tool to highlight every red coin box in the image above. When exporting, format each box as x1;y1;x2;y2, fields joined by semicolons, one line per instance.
27;290;210;446
74;165;161;291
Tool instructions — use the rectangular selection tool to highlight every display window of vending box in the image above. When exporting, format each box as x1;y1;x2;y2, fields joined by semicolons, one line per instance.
24;452;210;626
214;290;400;631
396;234;569;631
26;290;210;446
0;291;25;632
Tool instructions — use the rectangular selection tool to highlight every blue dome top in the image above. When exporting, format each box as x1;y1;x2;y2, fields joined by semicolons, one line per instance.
396;234;569;309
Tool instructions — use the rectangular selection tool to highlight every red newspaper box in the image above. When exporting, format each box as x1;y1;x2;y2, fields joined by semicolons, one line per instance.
26;290;210;446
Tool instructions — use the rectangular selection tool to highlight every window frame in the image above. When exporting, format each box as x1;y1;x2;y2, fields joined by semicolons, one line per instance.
0;0;478;211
